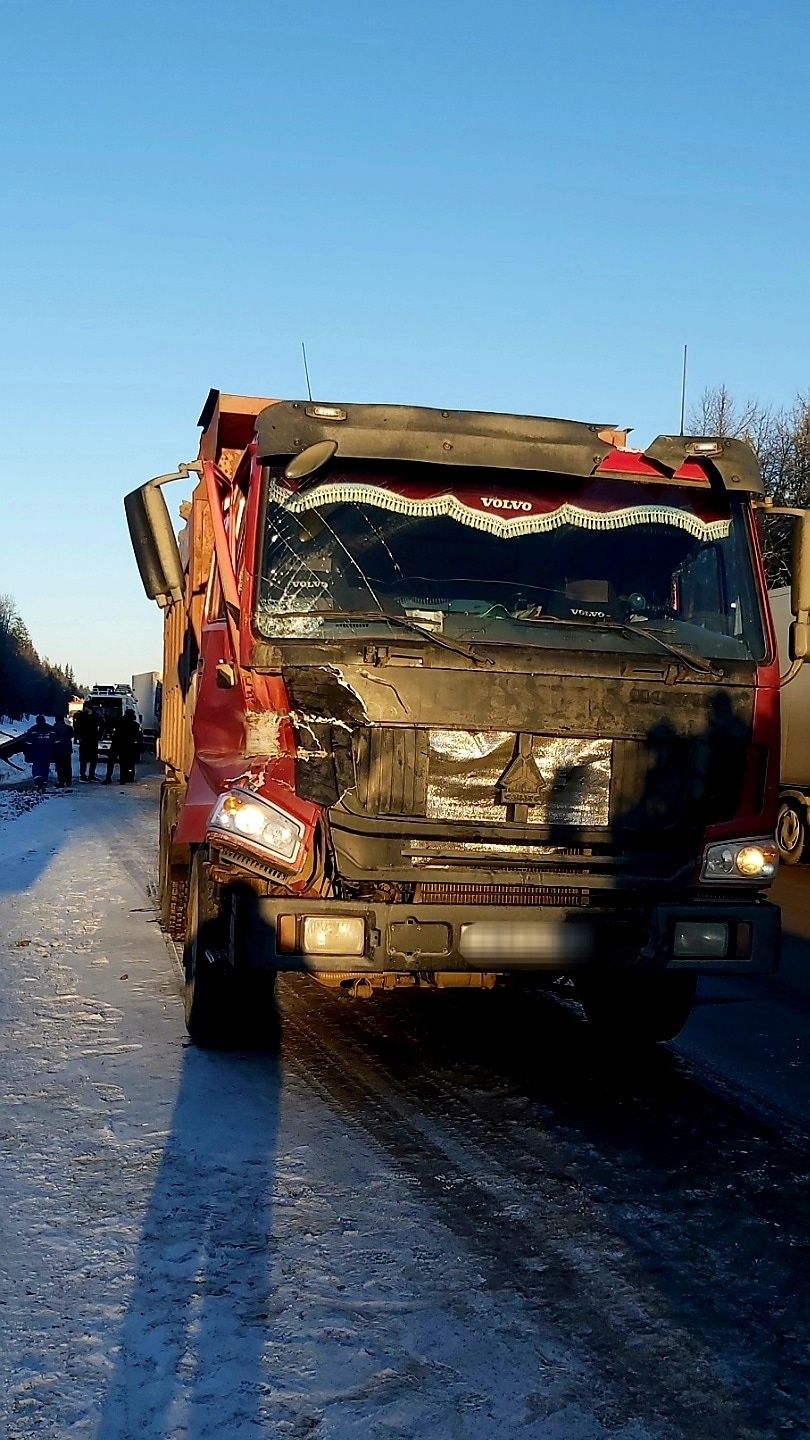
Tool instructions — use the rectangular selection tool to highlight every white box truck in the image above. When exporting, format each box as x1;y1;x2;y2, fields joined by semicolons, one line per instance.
771;587;810;861
87;684;141;757
131;672;161;752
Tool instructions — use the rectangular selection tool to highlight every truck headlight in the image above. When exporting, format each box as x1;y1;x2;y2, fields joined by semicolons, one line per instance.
701;838;778;884
301;916;366;955
673;921;730;957
208;789;305;866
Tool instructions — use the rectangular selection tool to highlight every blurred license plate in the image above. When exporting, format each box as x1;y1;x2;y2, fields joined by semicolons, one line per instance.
459;920;592;963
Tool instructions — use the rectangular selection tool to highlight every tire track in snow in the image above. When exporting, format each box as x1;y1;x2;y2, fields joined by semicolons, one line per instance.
277;979;809;1440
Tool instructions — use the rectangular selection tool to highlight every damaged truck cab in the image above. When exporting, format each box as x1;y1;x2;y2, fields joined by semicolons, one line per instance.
126;391;808;1048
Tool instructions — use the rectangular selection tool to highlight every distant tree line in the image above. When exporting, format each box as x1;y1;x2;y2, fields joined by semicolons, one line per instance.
0;594;79;721
690;386;810;587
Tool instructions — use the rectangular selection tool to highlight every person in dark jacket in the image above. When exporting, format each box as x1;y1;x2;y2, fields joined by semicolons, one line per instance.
51;715;74;789
73;703;100;782
23;715;54;790
104;710;141;785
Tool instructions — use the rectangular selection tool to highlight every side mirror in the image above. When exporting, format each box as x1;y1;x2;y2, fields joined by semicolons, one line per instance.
283;439;337;487
124;479;187;605
789;511;810;662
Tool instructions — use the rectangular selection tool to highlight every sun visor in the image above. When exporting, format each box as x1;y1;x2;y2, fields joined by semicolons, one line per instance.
644;435;763;495
255;402;763;495
257;402;618;477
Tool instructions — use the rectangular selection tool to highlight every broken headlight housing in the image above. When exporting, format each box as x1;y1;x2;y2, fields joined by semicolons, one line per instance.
208;789;305;867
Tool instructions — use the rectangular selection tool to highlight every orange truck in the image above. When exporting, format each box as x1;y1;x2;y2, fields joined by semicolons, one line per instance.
126;389;810;1048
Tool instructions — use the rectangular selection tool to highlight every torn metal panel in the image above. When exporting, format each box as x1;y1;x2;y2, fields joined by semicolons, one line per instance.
292;723;356;808
281;666;369;807
275;658;753;737
283;667;369;728
245;710;284;757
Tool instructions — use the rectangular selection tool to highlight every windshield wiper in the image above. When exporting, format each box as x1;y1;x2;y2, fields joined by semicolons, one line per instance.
595;619;722;676
275;609;493;667
506;613;721;676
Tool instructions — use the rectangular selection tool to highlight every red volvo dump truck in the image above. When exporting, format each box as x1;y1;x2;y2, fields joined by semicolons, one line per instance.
126;391;810;1048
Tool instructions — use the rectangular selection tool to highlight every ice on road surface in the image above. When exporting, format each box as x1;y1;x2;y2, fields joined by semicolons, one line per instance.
0;775;806;1439
0;781;626;1440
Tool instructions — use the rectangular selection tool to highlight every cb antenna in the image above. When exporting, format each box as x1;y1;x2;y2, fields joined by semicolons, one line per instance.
301;341;313;402
679;343;688;435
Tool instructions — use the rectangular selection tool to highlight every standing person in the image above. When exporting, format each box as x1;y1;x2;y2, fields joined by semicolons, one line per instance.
51;715;74;789
103;712;124;785
120;710;142;783
104;710;141;785
73;702;99;782
22;715;54;791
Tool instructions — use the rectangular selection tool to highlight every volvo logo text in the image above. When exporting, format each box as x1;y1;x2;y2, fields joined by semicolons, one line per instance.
481;496;532;512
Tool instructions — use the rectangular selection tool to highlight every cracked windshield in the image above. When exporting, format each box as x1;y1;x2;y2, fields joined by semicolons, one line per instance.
258;469;766;661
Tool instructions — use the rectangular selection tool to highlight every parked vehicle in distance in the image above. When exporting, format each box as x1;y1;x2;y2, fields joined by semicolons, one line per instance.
86;684;141;756
126;389;810;1050
132;672;161;752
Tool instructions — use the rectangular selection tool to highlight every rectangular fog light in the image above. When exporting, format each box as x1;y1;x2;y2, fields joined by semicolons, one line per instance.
301;915;366;956
673;921;729;958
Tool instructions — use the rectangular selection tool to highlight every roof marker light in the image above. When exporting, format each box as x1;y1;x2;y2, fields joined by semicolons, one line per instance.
305;405;347;421
686;440;724;458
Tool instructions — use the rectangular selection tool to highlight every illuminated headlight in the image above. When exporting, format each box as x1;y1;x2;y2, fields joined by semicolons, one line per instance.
701;838;778;884
209;789;305;866
301;916;366;955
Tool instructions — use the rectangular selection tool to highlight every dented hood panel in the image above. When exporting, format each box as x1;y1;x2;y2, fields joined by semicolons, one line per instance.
278;654;753;737
271;654;755;837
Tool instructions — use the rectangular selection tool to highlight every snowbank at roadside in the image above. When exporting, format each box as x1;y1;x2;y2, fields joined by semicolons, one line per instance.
0;717;58;820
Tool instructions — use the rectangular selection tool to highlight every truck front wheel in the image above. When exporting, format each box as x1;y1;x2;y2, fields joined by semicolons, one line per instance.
776;798;808;865
183;851;277;1049
577;972;697;1046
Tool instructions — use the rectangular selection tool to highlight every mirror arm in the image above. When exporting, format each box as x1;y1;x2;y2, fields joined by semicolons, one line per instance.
149;461;203;490
144;463;202;605
780;657;804;687
202;461;242;656
753;500;808;516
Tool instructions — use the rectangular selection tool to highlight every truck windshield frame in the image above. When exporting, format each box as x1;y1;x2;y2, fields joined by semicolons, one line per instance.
255;464;767;664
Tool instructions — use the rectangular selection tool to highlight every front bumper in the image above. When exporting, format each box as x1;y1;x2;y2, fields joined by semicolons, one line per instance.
250;896;781;977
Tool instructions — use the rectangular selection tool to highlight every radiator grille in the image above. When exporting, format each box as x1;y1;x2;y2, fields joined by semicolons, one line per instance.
351;726;612;827
414;882;589;908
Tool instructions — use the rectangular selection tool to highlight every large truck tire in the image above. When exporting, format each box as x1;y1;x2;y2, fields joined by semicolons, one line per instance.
158;784;190;940
577;972;697;1046
776;797;808;865
182;850;277;1050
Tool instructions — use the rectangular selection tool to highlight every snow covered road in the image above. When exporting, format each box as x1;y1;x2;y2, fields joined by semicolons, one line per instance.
0;777;807;1439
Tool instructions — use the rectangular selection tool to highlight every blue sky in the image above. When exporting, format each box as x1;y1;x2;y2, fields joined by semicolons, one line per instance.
1;0;808;685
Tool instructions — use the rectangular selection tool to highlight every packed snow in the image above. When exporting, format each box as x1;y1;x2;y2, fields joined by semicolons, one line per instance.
1;774;806;1439
0;777;652;1440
